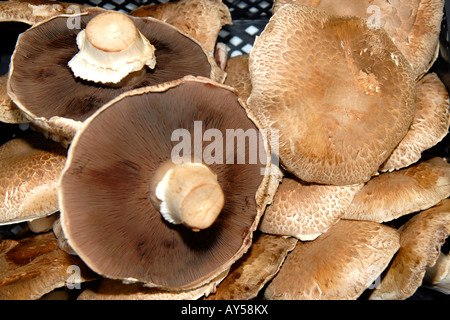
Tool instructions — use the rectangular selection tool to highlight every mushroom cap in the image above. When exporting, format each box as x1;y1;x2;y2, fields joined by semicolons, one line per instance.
264;219;400;300
0;133;67;225
259;177;363;240
0;231;97;300
59;76;275;290
0;73;28;123
369;198;450;300
78;270;228;300
343;157;450;223
380;73;450;172
224;54;252;102
205;233;297;300
274;0;444;79
130;0;232;56
7;8;221;140
0;0;89;25
423;251;450;294
247;4;416;185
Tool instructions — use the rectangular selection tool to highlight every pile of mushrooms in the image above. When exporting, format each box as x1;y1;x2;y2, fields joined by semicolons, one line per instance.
0;0;449;301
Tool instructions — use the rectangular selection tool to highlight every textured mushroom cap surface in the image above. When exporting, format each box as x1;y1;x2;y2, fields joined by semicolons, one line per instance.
7;9;216;138
78;270;228;300
274;0;444;78
343;157;450;223
370;199;450;300
259;178;363;240
205;233;297;300
60;77;273;290
224;54;252;102
0;231;97;300
380;73;450;172
0;0;89;25
0;133;67;225
130;0;232;55
247;5;416;185
0;73;28;123
424;252;450;294
264;220;400;300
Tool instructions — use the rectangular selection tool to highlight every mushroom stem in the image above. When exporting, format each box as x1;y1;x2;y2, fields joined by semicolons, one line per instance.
68;11;156;84
149;161;225;232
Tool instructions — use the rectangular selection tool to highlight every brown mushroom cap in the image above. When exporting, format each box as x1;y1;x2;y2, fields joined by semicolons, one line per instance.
274;0;444;79
247;4;416;185
369;198;450;300
0;133;67;225
0;0;89;25
224;54;252;102
78;270;228;300
343;157;450;223
205;233;297;300
423;251;450;294
264;219;400;300
59;76;275;290
0;73;27;123
0;231;97;300
7;8;220;140
380;73;450;172
130;0;232;56
259;177;363;240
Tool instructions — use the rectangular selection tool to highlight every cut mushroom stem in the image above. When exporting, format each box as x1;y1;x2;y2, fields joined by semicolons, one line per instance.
68;11;156;84
149;161;225;232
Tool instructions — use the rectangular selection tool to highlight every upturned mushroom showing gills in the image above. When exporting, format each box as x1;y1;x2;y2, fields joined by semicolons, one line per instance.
247;4;416;186
59;76;275;290
7;8;222;141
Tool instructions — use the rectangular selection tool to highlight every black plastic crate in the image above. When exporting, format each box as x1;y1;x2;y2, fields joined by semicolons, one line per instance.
0;0;449;301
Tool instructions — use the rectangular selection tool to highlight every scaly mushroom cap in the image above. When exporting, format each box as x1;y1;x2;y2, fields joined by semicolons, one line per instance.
0;231;97;300
130;0;232;56
380;73;450;172
0;73;27;123
7;9;220;140
224;54;252;102
274;0;444;79
0;0;89;25
0;133;67;225
259;177;363;240
59;76;275;290
370;199;450;300
264;219;400;300
343;157;450;223
205;233;297;300
247;4;416;185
